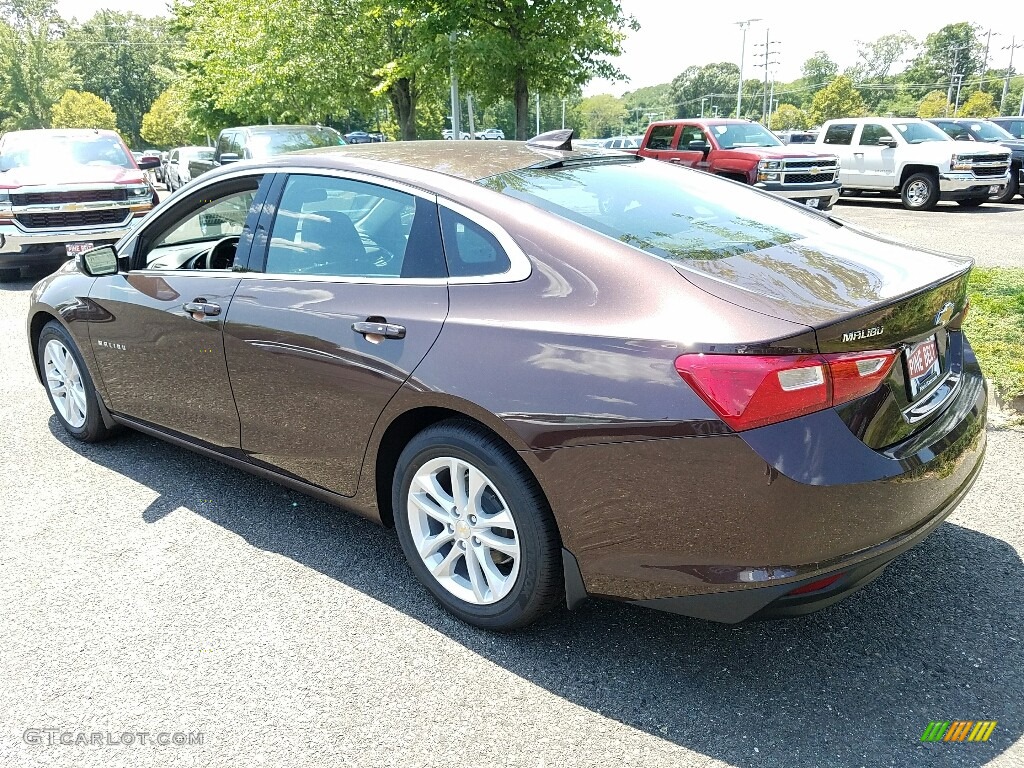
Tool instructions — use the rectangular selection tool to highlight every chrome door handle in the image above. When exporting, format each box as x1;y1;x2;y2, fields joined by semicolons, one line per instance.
183;300;221;317
352;320;406;340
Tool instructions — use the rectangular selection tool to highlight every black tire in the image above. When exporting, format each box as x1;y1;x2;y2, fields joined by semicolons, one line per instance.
900;172;940;211
841;189;862;197
393;420;563;630
990;170;1019;204
37;320;118;442
0;267;21;282
957;198;986;208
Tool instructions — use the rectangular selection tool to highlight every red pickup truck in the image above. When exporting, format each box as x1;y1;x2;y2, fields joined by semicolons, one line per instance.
634;118;842;210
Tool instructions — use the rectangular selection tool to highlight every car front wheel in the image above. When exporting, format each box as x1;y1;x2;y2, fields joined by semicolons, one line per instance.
37;320;117;442
989;171;1019;204
393;421;563;630
900;172;939;211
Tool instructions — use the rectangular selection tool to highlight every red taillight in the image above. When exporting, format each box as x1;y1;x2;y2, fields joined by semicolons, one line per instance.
674;349;898;431
787;573;844;595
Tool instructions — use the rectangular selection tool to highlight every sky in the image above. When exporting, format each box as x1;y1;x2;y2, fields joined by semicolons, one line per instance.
57;0;1024;94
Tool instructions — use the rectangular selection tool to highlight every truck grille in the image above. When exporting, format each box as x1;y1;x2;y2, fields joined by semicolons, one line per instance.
10;188;128;206
784;160;833;170
784;172;836;184
15;209;129;229
973;165;1008;177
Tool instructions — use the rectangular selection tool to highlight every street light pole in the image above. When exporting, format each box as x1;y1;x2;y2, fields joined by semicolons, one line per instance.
735;18;761;118
449;32;460;138
536;92;541;136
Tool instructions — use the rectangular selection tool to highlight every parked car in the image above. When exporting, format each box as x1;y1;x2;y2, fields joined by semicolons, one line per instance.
775;130;818;145
154;151;169;183
28;132;986;630
344;131;379;144
601;135;640;149
165;146;215;192
927;118;1024;202
0;128;158;281
816;118;1011;210
442;129;472;140
189;124;346;179
475;128;505;140
988;117;1024;139
635;119;841;210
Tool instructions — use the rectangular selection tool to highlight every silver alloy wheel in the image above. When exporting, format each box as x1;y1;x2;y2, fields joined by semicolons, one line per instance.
407;457;521;605
43;339;88;429
906;179;930;206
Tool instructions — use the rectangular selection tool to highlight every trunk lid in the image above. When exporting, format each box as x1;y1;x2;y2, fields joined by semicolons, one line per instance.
672;225;973;448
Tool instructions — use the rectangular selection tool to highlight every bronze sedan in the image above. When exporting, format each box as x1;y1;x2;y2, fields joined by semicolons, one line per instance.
27;133;986;630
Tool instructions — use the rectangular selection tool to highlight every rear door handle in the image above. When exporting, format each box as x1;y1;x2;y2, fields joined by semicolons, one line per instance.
183;300;221;319
352;320;406;340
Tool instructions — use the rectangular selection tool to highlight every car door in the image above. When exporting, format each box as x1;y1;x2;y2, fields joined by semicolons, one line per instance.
222;171;451;497
820;123;857;185
86;172;273;447
853;122;897;188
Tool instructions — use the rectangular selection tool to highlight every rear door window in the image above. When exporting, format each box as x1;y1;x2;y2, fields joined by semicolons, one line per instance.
645;125;677;151
823;124;855;145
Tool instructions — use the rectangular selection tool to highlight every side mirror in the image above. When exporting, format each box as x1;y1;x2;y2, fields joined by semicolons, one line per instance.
78;245;119;277
218;153;240;164
137;156;161;170
877;136;897;148
687;140;710;152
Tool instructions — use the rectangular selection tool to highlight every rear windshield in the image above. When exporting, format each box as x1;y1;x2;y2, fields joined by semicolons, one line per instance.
0;132;133;171
480;158;838;262
249;127;346;157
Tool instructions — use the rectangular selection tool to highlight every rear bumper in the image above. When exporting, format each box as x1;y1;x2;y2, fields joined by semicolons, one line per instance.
0;221;138;268
541;344;987;622
939;171;1009;199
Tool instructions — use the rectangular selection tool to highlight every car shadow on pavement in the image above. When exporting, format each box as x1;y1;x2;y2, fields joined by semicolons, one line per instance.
836;196;1021;214
52;420;1023;768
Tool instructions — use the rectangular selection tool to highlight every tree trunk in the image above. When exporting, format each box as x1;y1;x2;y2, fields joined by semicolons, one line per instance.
514;71;529;140
390;78;417;141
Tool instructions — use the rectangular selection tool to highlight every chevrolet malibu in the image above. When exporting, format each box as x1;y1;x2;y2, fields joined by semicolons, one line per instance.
27;132;986;630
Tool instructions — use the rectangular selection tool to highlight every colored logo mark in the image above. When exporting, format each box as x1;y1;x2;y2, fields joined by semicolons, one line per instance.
921;721;997;742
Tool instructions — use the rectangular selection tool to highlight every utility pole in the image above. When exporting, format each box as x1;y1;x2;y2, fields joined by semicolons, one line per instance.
466;93;476;139
982;29;999;77
449;32;460;138
953;74;964;113
535;92;541;136
734;19;761;118
1001;37;1022;114
754;30;781;124
945;44;968;117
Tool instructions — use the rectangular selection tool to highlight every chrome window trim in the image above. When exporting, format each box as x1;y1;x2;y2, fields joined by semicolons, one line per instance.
125;164;533;286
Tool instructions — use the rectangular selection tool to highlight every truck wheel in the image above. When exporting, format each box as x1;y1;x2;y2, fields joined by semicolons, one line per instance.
900;173;939;211
989;171;1019;204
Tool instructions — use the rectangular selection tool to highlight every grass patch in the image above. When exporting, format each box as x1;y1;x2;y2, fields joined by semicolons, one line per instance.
964;267;1024;410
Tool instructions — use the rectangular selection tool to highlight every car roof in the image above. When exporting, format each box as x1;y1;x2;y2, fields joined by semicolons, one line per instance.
289;140;624;182
239;124;338;134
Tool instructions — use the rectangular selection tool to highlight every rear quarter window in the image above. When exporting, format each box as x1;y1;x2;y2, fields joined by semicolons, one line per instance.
439;208;511;278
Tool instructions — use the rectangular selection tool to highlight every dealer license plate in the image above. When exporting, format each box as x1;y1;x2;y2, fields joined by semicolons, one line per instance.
65;242;95;258
804;198;821;209
905;335;941;399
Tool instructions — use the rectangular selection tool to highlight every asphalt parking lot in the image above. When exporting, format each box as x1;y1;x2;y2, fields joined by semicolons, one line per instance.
1;204;1022;768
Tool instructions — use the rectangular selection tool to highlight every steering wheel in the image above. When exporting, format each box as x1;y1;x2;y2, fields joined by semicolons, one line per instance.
205;236;239;270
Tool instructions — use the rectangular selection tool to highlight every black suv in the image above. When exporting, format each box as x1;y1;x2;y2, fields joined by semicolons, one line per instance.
929;118;1024;202
189;125;346;180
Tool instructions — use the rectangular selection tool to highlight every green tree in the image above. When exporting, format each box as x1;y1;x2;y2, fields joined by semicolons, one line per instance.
801;51;838;92
904;23;984;89
668;62;739;118
622;82;671;132
141;86;201;147
66;11;177;147
807;76;867;126
50;88;116;129
849;33;918;81
916;89;951;118
956;90;997;117
578;93;625;138
0;0;79;129
769;103;808;131
417;0;637;139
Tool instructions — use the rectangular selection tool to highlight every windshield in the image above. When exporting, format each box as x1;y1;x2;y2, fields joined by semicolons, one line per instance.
708;122;783;149
480;158;837;262
969;121;1014;141
0;132;134;172
892;121;950;144
249;127;346;158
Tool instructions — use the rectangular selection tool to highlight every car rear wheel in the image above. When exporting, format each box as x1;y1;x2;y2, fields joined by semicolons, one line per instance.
37;320;116;442
900;172;939;211
393;420;563;630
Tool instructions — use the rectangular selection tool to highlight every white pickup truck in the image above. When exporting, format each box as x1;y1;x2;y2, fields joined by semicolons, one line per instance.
816;117;1011;210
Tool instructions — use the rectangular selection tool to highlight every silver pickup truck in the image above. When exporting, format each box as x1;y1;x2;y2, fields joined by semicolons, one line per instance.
0;129;159;281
